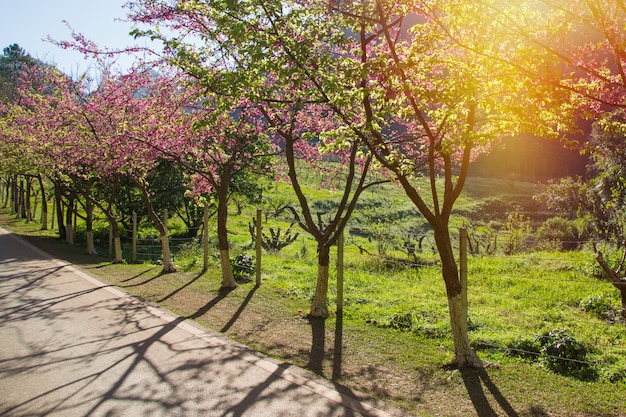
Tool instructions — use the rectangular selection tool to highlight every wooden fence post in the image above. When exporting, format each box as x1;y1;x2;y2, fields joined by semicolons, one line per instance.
203;203;209;272
337;227;344;314
255;208;262;287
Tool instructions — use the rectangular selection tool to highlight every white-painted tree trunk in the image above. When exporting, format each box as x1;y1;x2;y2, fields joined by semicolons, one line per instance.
448;292;481;367
85;231;96;255
310;264;330;318
220;249;236;288
160;233;176;273
112;236;123;263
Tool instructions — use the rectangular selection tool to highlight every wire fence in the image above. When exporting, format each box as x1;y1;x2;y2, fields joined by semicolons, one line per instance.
79;211;625;378
342;230;625;377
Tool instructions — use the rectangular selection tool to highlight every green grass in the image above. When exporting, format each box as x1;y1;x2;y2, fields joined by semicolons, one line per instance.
2;174;626;417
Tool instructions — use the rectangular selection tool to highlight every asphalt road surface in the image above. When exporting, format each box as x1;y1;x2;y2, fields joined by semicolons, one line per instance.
0;226;413;417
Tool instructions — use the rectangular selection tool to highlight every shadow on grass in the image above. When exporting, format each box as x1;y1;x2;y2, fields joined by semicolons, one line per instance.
156;271;205;303
220;286;257;333
187;286;235;320
119;267;159;283
306;313;345;380
332;311;344;381
460;367;521;417
119;269;171;289
307;317;326;375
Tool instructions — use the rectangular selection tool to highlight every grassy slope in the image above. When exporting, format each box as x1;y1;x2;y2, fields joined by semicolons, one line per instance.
1;175;625;417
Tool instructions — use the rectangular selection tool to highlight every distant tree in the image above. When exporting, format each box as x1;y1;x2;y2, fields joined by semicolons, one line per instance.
0;44;39;104
2;64;73;236
534;177;591;221
0;51;54;229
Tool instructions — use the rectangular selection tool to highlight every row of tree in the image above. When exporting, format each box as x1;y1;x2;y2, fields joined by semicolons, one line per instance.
2;0;626;368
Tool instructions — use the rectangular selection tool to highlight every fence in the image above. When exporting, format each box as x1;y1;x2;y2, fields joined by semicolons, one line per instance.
104;208;263;286
6;196;624;379
335;228;625;380
210;216;622;380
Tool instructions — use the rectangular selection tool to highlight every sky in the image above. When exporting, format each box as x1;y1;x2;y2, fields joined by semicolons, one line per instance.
1;1;144;75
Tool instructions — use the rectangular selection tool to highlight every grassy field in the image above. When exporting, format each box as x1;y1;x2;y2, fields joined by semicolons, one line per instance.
1;175;625;417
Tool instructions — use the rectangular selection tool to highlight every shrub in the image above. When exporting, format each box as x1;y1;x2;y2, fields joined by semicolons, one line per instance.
174;239;204;268
232;253;254;276
536;217;585;250
535;329;598;381
503;210;532;254
505;330;598;381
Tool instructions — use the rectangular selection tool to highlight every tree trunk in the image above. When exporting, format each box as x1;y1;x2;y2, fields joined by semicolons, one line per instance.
54;184;66;241
85;199;96;254
138;181;176;273
38;175;48;230
25;177;32;223
310;243;331;318
113;235;123;263
217;183;236;288
106;214;124;263
32;189;38;225
65;195;74;245
434;226;482;368
19;178;26;219
594;251;626;321
1;176;7;208
10;177;18;214
149;210;176;273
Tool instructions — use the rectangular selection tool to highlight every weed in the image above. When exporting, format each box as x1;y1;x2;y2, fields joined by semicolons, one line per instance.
232;253;254;276
580;294;618;320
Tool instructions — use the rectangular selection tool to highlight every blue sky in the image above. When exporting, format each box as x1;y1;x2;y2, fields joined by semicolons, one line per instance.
1;1;142;75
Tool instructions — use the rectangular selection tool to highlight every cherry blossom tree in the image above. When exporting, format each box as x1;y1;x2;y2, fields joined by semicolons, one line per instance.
84;68;187;272
127;0;389;315
52;24;278;282
3;65;83;238
126;0;571;367
6;61;189;270
161;94;276;288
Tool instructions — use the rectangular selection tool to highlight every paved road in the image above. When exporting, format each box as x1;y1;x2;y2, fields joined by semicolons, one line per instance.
0;227;413;417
